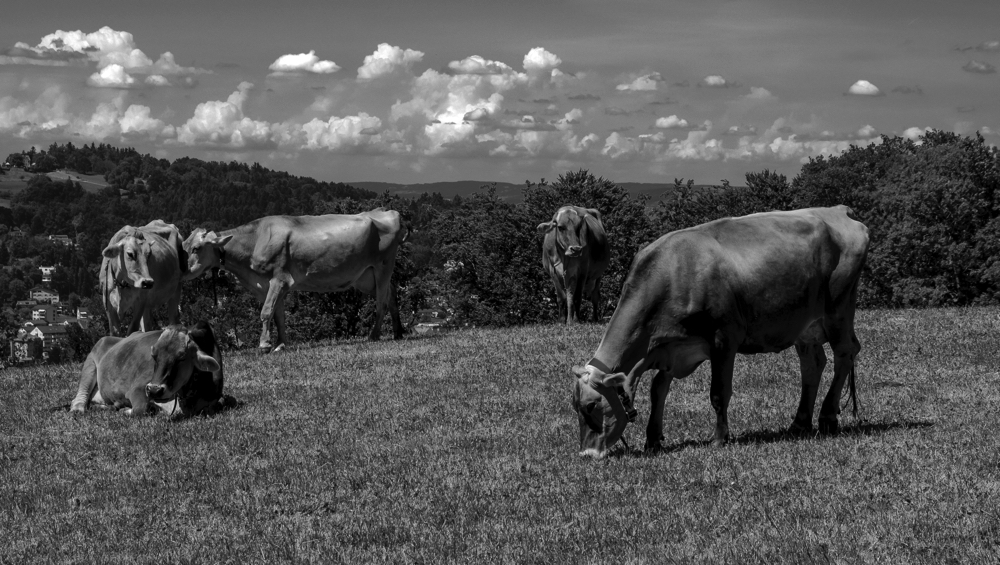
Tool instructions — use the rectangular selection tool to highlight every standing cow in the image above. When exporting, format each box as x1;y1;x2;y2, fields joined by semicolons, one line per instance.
183;208;407;352
101;220;188;336
571;206;869;457
537;206;610;324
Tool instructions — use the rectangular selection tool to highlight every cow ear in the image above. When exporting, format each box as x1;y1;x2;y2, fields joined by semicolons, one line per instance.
101;241;123;258
585;208;601;221
571;365;589;378
214;234;233;248
537;222;555;234
193;350;220;373
602;372;626;387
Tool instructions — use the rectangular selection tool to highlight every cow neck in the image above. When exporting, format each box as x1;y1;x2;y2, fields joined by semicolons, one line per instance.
212;229;254;285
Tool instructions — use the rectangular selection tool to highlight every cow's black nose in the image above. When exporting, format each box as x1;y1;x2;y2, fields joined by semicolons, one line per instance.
140;279;154;289
146;384;165;399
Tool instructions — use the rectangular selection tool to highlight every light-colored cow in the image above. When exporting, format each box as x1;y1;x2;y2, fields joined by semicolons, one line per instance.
571;206;869;457
183;208;407;352
538;206;610;324
70;321;226;417
100;220;187;336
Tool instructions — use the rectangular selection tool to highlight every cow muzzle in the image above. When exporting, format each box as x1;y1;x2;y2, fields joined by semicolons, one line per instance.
137;278;154;289
145;383;168;401
565;245;583;258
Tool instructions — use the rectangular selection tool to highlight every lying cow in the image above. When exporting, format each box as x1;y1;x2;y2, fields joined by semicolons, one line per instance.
101;220;188;336
537;206;610;324
70;321;226;417
571;206;869;457
183;208;407;352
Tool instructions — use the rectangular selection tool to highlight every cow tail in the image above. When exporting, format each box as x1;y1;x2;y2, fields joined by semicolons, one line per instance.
847;365;859;418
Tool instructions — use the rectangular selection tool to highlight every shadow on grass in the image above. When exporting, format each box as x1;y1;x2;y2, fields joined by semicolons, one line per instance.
48;394;245;419
614;419;936;458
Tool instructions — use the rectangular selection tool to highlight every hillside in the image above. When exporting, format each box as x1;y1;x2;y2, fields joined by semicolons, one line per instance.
2;307;997;562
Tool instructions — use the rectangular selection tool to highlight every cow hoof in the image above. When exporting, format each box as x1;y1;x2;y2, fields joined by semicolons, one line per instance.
711;435;729;448
818;418;839;435
787;421;814;437
271;344;285;353
644;442;664;454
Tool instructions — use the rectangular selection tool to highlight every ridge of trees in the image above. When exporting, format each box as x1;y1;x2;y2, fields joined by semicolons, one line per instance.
1;130;998;360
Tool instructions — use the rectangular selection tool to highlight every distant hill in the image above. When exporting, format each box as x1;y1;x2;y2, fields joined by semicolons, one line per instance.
350;180;724;204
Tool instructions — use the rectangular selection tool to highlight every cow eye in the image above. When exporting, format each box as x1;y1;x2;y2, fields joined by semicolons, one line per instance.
127;251;136;260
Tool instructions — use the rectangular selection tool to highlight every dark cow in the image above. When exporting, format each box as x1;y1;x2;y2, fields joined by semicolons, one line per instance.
183;208;407;351
571;206;869;457
100;220;188;336
70;321;226;417
537;206;610;324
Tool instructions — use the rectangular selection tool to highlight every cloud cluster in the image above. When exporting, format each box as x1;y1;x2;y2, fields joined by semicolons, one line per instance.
962;60;996;74
2;26;209;89
616;73;662;91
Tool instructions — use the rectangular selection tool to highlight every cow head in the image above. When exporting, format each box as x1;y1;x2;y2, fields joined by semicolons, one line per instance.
571;364;629;458
537;206;600;258
144;324;221;403
103;228;155;289
182;229;233;280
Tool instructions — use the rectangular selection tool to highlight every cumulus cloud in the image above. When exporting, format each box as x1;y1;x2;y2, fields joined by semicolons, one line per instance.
847;80;883;96
357;43;424;80
298;113;386;151
903;126;931;141
856;124;878;138
88;64;137;88
725;125;757;136
449;55;513;75
962;60;996;74
745;86;774;100
654;115;689;129
701;75;731;87
119;104;174;138
616;73;661;91
522;47;561;72
175;82;275;147
144;75;170;86
269;50;340;74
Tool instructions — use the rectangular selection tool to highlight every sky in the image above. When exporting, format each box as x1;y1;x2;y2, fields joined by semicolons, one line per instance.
1;0;998;186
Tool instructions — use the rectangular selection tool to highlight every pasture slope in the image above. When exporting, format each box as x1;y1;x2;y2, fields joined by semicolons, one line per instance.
1;307;999;564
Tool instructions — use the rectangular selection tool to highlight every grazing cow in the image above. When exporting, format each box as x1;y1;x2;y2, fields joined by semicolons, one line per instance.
100;220;188;336
571;206;869;457
537;206;610;324
183;208;407;351
70;321;226;417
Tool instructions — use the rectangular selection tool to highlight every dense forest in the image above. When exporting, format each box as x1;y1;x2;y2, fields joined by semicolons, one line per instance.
1;130;998;361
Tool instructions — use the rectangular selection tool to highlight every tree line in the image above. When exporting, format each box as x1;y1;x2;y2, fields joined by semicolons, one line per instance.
1;130;997;359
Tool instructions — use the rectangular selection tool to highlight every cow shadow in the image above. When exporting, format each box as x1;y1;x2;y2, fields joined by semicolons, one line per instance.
614;419;935;458
50;394;244;419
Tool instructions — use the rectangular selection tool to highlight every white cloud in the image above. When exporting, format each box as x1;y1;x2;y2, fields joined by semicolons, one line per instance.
616;72;661;92
745;86;774;100
145;75;170;86
87;64;137;88
4;27;209;76
903;126;930;141
523;47;561;72
449;55;513;75
120;105;174;138
268;50;340;74
297;113;385;151
702;75;728;87
857;124;878;138
655;115;689;129
357;43;424;80
175;82;275;147
962;60;996;74
847;80;882;96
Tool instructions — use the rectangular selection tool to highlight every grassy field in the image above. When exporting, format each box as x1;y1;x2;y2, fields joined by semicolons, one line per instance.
2;307;999;563
0;168;109;207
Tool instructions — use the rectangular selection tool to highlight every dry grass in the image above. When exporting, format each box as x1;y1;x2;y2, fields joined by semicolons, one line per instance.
1;307;999;564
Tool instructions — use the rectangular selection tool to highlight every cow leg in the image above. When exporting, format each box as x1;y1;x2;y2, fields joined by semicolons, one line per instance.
260;278;289;352
819;327;861;434
70;354;100;412
106;306;122;337
138;308;154;333
165;289;181;326
272;293;288;352
124;386;153;417
590;280;602;323
709;346;736;446
388;284;404;340
645;370;674;451
565;288;577;325
790;341;826;435
369;270;388;341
